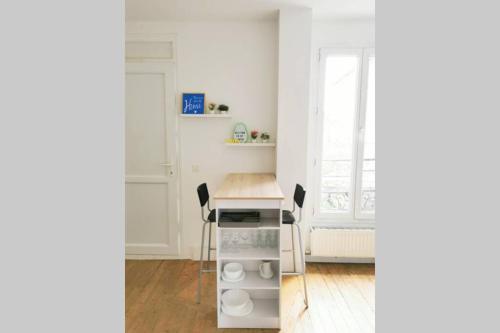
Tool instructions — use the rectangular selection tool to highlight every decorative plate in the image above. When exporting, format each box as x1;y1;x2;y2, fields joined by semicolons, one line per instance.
233;123;249;143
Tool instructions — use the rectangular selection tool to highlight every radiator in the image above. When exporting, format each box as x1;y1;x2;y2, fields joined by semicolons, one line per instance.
310;228;375;258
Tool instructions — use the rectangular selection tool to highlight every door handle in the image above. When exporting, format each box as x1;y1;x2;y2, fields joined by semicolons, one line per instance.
160;162;175;176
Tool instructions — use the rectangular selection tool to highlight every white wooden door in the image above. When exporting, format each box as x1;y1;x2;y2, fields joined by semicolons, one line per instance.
125;63;179;255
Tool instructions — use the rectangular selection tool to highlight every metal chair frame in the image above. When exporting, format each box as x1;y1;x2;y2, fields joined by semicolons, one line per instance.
196;185;216;304
282;185;309;308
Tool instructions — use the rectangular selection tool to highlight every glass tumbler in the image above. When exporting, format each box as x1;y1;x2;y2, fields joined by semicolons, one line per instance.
231;231;240;253
265;230;273;248
240;231;249;249
256;231;263;248
251;230;258;248
222;231;231;251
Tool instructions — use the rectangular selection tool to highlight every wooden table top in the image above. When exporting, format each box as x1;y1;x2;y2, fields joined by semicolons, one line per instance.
214;173;285;200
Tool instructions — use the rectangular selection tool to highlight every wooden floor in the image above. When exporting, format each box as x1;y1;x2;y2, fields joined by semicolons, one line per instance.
126;260;375;333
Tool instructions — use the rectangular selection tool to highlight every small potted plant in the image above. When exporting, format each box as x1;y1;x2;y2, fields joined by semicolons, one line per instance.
251;130;259;143
207;102;217;114
217;104;229;114
260;132;270;143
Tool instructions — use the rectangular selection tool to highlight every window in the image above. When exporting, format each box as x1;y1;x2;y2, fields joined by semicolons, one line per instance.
314;48;375;224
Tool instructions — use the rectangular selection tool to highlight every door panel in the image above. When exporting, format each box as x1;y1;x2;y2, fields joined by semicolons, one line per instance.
126;183;169;244
125;62;178;256
126;73;167;176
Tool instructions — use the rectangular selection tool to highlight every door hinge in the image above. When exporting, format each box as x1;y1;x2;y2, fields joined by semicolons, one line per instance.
313;158;317;167
315;105;319;115
318;51;321;62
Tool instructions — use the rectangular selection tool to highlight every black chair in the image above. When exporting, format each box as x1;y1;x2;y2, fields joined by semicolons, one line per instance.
282;184;309;307
196;183;216;304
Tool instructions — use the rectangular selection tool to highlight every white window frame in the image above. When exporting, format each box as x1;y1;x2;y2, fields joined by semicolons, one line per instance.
312;47;375;227
355;48;375;220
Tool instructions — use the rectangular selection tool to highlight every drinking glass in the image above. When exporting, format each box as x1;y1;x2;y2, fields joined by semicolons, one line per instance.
240;231;249;249
271;231;278;248
231;232;240;253
222;231;230;250
251;230;258;248
256;231;263;248
265;230;273;248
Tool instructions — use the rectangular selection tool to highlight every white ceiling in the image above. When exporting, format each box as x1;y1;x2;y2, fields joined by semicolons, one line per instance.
126;0;375;22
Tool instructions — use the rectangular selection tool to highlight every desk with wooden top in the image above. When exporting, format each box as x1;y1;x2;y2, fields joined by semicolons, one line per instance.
214;173;284;329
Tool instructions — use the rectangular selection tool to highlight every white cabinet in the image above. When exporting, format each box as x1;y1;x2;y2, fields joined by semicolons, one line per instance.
214;173;285;329
216;207;282;329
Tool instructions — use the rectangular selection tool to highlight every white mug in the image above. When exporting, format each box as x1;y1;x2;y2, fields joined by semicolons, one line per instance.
259;261;274;279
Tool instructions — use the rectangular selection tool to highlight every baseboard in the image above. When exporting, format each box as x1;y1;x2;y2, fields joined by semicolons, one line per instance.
125;254;187;260
190;246;217;261
127;252;374;263
125;243;179;256
306;255;375;264
126;254;373;264
125;246;215;260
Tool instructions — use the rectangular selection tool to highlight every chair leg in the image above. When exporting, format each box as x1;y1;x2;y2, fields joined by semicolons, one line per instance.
295;223;309;308
207;221;212;271
197;222;208;304
291;224;296;273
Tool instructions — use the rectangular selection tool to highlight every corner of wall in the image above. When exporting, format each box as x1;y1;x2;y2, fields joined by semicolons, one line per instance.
276;8;313;210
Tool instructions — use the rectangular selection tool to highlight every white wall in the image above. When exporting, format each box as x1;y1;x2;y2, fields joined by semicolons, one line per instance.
125;18;374;260
126;21;278;258
276;8;313;271
312;19;375;48
276;8;313;207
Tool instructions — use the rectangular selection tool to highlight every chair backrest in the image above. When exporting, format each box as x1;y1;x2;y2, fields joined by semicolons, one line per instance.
197;183;209;207
293;184;306;208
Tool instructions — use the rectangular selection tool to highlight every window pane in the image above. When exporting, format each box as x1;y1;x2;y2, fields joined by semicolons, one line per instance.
361;57;375;213
320;55;359;214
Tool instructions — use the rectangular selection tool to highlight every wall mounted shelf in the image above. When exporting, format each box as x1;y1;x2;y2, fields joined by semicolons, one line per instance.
179;114;231;118
225;143;276;147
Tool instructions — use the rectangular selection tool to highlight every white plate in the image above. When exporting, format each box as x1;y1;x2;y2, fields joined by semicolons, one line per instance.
221;289;250;309
222;299;254;317
221;271;246;283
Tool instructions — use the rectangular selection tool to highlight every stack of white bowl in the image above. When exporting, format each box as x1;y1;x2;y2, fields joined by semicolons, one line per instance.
221;263;246;282
221;289;254;317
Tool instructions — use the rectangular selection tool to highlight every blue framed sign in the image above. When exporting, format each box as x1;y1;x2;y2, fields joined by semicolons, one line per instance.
182;93;205;114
